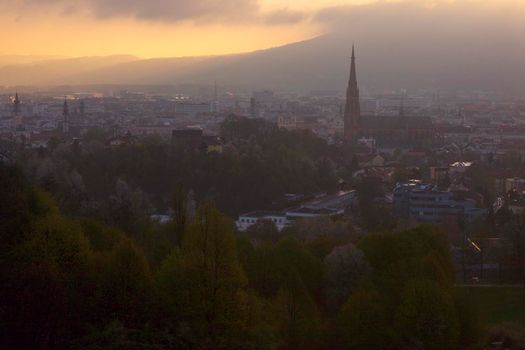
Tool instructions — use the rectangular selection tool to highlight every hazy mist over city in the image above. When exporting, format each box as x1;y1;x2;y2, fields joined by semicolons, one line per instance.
2;1;525;349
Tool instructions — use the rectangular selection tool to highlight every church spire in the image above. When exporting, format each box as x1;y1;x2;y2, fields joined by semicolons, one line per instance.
63;97;69;116
350;44;357;86
344;44;361;141
13;91;21;115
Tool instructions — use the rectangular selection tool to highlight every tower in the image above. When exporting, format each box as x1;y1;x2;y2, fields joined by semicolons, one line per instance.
13;92;21;116
62;97;70;134
344;45;361;141
12;92;23;128
79;99;85;117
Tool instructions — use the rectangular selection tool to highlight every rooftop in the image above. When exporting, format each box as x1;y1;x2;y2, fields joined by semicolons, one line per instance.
239;210;285;218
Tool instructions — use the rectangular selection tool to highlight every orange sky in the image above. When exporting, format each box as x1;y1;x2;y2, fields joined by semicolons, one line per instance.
0;0;521;58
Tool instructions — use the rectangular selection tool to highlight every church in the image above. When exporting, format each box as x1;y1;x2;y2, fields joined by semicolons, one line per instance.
343;46;434;147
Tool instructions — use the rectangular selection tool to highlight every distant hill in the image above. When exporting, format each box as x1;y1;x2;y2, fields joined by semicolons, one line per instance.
0;55;69;66
1;30;524;93
0;55;139;86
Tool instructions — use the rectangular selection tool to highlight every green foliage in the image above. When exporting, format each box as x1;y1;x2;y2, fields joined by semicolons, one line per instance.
454;289;482;347
334;226;470;350
172;186;188;245
244;219;281;242
272;236;324;298
0;184;93;349
465;162;496;206
359;225;454;288
394;279;459;349
19;117;346;226
0;164;32;250
94;238;154;324
0;164;493;350
355;177;396;231
323;243;369;310
337;288;389;349
158;203;248;344
80;218;125;252
273;269;320;349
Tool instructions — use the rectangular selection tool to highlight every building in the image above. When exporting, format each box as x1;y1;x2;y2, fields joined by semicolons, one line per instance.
171;128;222;153
175;102;212;115
236;211;288;232
12;92;21;116
343;46;360;141
504;178;525;193
236;191;355;232
393;180;487;223
12;92;22;128
343;47;434;146
286;190;355;220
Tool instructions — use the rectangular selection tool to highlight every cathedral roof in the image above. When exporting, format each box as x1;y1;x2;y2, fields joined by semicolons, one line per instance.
360;115;433;129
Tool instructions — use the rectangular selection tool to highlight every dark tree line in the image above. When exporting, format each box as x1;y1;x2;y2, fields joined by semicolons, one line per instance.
0;164;488;349
18;117;349;231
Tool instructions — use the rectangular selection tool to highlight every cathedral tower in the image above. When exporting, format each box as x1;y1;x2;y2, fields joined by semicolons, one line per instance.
344;45;361;141
13;92;21;116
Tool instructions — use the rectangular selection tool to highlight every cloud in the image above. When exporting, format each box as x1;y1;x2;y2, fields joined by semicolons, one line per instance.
313;0;525;31
5;0;260;23
5;0;310;25
306;0;525;92
89;0;259;23
263;9;307;25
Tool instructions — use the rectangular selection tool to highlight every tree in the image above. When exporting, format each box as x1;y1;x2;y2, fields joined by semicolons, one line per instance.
172;186;187;245
355;177;395;231
502;212;525;284
158;203;248;343
337;288;389;350
273;236;324;298
287;216;353;243
394;279;459;349
0;189;92;349
465;163;496;206
273;269;320;349
359;226;454;288
0;165;31;250
244;218;280;242
324;243;369;310
94;238;154;325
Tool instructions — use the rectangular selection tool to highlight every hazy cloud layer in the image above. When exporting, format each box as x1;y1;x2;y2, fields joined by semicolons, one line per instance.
5;0;309;24
264;9;307;25
308;0;525;92
314;0;525;33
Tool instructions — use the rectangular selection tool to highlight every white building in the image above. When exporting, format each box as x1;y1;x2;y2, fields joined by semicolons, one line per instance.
236;191;355;232
236;211;288;232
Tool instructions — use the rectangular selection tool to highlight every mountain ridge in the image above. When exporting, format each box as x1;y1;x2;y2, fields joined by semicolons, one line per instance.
1;32;525;93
